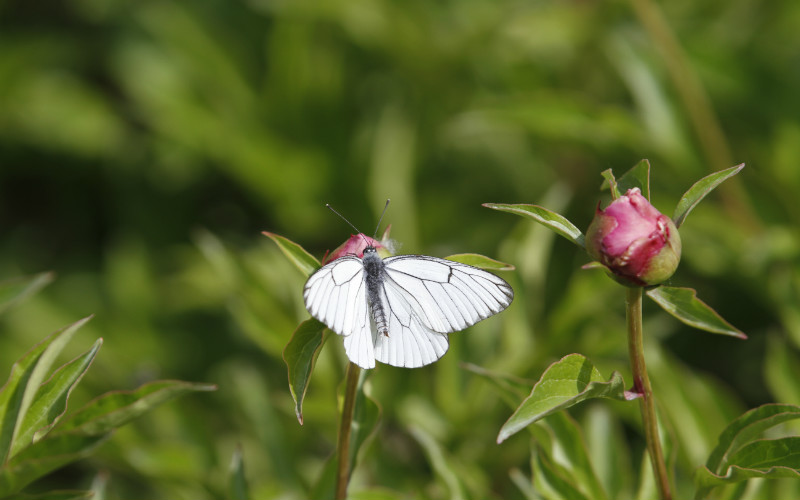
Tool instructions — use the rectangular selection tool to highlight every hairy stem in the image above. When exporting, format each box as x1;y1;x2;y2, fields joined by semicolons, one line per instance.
627;287;671;500
335;362;361;500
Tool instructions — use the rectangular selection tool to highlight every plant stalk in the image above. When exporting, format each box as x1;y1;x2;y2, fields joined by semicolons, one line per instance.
626;287;671;500
335;361;361;500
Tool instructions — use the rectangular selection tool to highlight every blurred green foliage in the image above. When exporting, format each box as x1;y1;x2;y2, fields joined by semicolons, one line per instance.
1;0;799;498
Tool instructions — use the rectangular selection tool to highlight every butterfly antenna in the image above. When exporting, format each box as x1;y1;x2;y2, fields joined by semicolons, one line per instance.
326;204;361;234
373;199;391;239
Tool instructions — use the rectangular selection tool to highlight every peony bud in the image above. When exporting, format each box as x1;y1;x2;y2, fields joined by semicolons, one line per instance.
322;234;392;264
585;188;681;286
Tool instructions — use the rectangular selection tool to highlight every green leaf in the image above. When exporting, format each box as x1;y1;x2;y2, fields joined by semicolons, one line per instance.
0;316;93;463
55;380;216;435
673;163;745;228
282;319;328;425
532;445;591;500
694;404;800;498
0;272;54;316
695;438;800;492
262;232;320;277
617;159;651;200
0;431;110;496
228;446;250;500
461;362;533;407
646;286;746;338
445;253;515;271
497;354;628;444
600;169;620;199
11;339;103;458
483;203;585;248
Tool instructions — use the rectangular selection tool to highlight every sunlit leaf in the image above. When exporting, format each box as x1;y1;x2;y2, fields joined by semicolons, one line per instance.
483;203;585;248
0;272;54;316
673;164;745;227
55;380;216;435
0;316;93;463
445;253;515;271
12;339;103;457
282;319;328;425
263;232;320;277
646;286;746;338
617;159;651;200
497;354;628;444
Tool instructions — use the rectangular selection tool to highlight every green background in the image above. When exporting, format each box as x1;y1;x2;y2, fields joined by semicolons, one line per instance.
1;0;799;498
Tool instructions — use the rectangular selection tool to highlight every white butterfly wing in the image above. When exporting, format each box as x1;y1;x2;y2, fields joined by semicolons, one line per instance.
303;257;376;369
383;255;514;333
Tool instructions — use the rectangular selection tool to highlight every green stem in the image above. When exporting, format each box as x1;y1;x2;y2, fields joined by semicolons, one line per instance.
335;362;361;500
626;287;671;500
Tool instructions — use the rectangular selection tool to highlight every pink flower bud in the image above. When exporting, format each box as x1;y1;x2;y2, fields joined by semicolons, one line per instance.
322;234;391;264
585;188;681;286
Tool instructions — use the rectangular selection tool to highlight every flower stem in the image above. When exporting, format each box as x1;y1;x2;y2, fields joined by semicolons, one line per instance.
335;362;361;500
626;287;671;500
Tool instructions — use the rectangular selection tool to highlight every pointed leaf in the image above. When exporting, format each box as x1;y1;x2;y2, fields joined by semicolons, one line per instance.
673;164;745;228
646;286;746;338
11;339;103;457
617;159;651;200
283;319;328;425
445;253;515;271
483;203;585;248
0;273;54;315
262;232;320;277
0;431;110;496
497;354;628;444
55;380;216;435
0;316;93;463
600;169;620;199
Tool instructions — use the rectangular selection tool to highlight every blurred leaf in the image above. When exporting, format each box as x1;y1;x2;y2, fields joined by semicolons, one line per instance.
673;164;745;228
0;273;54;316
0;431;110;496
3;490;95;500
283;319;328;425
445;253;515;271
646;286;746;338
617;159;651;200
765;336;800;405
461;362;533;407
229;446;249;500
55;380;216;435
497;354;628;444
483;203;585;248
262;232;320;277
541;412;608;500
695;404;800;498
347;369;380;474
12;339;103;457
532;445;591;500
600;169;620;199
0;316;92;463
408;424;467;500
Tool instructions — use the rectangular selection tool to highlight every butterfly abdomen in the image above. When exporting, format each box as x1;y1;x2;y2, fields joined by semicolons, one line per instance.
363;247;389;337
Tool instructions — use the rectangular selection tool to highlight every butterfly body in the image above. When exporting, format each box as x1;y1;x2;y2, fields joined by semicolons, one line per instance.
304;241;513;369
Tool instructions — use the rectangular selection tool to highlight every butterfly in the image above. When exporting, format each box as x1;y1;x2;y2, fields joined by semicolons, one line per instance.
303;202;514;369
